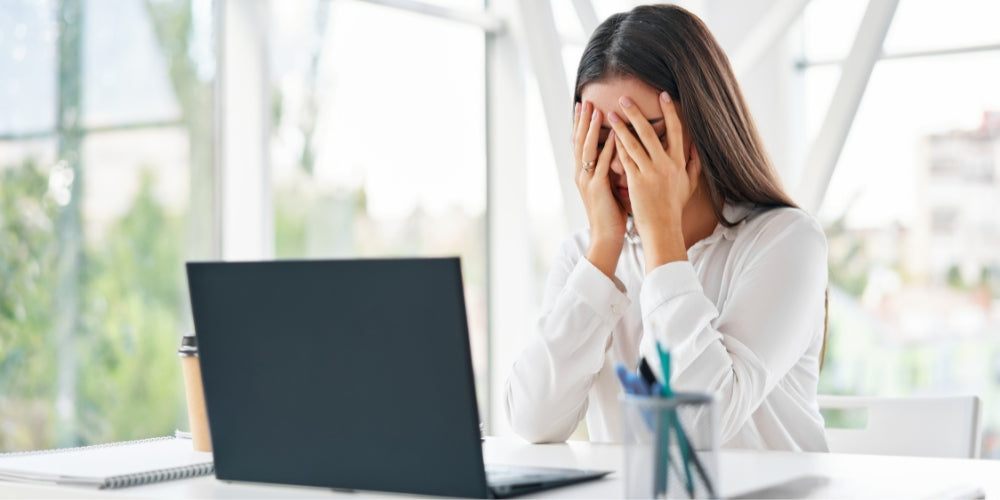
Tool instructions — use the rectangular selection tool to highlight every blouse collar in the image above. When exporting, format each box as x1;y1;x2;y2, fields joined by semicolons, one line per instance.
688;203;753;253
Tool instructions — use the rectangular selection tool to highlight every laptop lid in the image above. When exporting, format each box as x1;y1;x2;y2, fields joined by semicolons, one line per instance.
187;257;490;498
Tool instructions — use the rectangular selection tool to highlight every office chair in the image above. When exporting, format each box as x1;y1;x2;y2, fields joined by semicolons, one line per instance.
817;394;983;458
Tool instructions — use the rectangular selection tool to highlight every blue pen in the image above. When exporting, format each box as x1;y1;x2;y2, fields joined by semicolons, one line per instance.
615;364;649;396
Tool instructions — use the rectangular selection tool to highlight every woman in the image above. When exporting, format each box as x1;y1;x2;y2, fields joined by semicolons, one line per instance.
504;4;829;452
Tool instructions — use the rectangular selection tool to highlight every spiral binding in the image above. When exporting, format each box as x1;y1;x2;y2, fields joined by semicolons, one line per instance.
103;462;215;489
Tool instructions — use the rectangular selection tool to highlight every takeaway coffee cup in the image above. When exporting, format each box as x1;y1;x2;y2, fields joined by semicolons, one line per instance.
178;334;212;452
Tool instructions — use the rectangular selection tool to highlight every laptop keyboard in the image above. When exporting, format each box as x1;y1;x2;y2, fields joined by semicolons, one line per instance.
485;464;610;497
486;465;551;484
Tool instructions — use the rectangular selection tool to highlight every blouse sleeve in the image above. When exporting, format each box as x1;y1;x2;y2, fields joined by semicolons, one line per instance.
639;210;828;443
504;237;631;443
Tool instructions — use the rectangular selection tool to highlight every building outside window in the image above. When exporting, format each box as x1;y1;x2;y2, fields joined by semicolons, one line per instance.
803;0;1000;458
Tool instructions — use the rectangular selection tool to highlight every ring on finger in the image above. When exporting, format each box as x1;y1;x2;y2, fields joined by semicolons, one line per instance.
582;159;596;172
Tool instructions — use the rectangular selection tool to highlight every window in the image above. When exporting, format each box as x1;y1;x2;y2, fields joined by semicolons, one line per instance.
268;0;489;402
802;0;1000;458
0;0;214;451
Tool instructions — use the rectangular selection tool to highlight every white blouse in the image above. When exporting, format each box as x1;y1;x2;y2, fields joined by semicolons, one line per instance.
504;204;830;451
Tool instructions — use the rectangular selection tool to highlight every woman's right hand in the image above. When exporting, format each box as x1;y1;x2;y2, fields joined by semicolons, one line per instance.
573;101;626;279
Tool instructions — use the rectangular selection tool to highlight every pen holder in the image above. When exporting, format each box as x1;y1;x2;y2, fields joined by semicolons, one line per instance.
621;393;718;499
178;334;212;452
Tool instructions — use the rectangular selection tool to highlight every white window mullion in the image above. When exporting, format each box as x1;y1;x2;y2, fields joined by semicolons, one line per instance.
486;0;536;437
219;0;272;261
795;0;899;213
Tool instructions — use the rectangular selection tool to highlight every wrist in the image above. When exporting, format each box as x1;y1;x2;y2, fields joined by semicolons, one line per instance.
585;239;624;279
641;228;686;273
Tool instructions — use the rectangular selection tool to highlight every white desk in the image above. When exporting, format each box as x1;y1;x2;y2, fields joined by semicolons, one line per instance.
1;437;998;498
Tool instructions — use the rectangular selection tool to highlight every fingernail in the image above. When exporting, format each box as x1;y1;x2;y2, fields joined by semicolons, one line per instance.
619;96;633;108
608;111;621;123
575;102;580;114
592;109;600;121
660;92;671;103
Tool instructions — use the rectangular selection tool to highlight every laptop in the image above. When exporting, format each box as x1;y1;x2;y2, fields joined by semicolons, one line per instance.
186;257;610;498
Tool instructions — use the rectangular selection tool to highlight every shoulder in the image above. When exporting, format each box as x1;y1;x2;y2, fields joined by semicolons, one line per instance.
734;205;827;258
742;206;824;241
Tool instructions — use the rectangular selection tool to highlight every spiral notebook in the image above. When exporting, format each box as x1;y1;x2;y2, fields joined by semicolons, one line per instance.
0;436;214;489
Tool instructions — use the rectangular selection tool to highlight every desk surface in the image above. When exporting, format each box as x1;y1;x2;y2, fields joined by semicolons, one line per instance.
1;437;998;498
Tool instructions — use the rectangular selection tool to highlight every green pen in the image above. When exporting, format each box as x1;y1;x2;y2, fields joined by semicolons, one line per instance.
657;341;694;498
656;341;674;397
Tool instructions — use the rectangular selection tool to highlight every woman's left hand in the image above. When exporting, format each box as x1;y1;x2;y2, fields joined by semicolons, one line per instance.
608;91;701;268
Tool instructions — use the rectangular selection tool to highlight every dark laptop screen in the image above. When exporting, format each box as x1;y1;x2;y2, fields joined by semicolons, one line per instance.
186;258;490;498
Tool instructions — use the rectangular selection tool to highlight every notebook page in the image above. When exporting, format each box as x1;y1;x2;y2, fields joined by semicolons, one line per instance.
0;438;212;485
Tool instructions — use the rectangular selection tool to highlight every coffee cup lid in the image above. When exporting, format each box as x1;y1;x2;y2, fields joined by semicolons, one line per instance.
178;334;198;355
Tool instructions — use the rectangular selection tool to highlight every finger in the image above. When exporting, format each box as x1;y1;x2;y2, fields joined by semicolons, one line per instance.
572;101;583;162
659;92;685;168
572;101;583;146
608;111;649;170
581;107;602;171
573;101;591;170
594;130;616;178
619;96;667;163
615;135;639;178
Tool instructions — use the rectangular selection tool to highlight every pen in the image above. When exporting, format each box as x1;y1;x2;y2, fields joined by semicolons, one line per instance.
655;342;694;498
655;342;674;398
638;357;658;388
637;353;717;498
638;355;675;496
614;364;685;482
668;414;717;499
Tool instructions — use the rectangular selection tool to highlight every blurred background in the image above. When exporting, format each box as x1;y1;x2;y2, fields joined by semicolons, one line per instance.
1;0;999;457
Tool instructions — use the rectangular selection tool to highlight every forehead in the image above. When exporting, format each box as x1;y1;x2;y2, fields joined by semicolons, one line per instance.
580;76;662;117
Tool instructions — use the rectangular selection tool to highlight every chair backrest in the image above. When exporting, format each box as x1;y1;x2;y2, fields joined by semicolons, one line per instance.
818;395;983;458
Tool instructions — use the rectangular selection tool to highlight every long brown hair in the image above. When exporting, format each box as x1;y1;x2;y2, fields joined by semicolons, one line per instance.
574;4;796;226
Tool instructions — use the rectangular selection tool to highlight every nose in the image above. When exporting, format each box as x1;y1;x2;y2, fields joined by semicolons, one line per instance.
610;149;626;177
